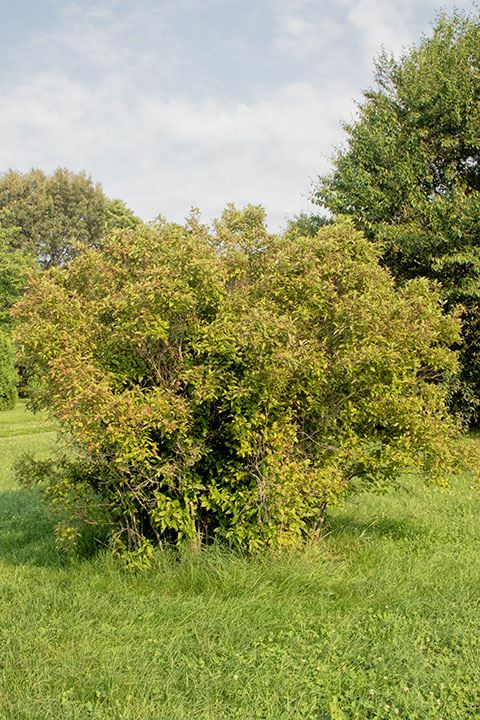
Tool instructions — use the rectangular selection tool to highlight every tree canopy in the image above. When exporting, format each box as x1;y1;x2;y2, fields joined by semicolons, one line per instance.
0;168;140;268
315;10;480;422
0;212;35;329
0;328;17;410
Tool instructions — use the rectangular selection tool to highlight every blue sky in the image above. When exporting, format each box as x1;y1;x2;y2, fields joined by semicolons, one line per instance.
0;0;475;228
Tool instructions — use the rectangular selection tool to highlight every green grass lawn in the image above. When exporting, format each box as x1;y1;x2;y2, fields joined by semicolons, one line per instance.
0;404;479;720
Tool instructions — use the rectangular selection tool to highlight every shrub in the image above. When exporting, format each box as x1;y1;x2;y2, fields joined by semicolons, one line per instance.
14;207;464;557
0;328;18;410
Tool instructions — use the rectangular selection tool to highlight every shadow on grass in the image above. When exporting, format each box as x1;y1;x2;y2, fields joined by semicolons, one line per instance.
326;512;426;542
0;487;109;568
0;485;425;570
0;487;68;568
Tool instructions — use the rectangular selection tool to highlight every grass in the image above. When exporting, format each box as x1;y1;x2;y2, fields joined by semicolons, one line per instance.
1;404;480;719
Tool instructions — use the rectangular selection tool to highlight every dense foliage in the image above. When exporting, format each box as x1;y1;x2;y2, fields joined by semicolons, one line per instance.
0;168;140;268
0;328;17;410
0;212;35;329
15;207;463;557
315;11;480;423
283;213;332;238
0;212;36;406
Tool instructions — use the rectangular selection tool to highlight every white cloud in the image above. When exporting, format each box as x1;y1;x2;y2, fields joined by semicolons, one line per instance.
1;69;349;228
273;0;475;67
1;0;475;230
275;13;344;59
343;0;417;59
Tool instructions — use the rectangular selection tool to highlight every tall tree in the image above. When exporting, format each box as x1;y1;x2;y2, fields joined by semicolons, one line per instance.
0;168;140;268
315;10;480;423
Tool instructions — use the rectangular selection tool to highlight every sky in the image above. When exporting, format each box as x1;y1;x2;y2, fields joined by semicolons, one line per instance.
0;0;475;230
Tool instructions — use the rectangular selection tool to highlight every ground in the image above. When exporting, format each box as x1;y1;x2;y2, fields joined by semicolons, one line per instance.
0;403;479;719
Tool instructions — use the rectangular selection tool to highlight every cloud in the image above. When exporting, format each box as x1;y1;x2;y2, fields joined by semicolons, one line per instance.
343;0;419;59
275;13;344;59
272;0;475;67
1;0;475;230
0;68;349;228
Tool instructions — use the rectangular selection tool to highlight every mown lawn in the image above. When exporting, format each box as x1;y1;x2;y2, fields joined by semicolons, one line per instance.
0;403;479;720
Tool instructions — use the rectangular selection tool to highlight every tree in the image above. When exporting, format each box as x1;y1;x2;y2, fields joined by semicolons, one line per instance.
0;329;17;410
105;198;142;232
0;168;140;268
14;208;464;561
315;10;480;423
0;213;36;407
0;212;35;329
283;212;332;239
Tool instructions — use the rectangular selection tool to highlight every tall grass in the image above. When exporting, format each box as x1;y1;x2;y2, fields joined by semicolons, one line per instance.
0;403;479;719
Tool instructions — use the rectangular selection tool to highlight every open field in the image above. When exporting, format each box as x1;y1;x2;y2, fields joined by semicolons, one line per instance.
0;403;479;720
